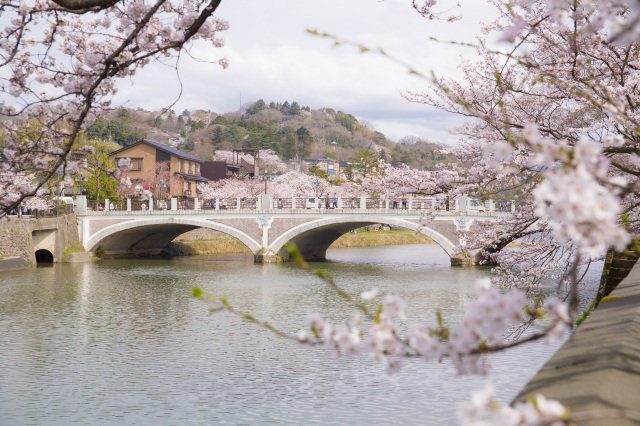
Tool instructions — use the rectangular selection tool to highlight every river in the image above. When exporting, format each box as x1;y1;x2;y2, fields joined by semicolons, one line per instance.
0;244;602;425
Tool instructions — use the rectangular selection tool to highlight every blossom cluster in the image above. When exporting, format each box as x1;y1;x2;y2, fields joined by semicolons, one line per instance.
296;278;567;377
415;0;640;43
530;135;630;257
458;384;569;426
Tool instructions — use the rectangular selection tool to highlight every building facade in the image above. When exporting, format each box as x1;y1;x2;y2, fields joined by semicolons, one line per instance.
303;157;341;178
109;140;208;199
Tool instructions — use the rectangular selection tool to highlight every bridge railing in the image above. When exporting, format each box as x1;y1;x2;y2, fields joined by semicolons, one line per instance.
494;200;514;212
75;195;515;216
22;204;75;217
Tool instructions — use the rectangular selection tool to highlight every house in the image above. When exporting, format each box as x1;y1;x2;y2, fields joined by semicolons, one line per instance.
303;157;341;178
200;161;241;181
109;139;208;198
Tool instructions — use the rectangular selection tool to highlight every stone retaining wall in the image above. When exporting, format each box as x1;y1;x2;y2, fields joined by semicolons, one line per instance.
0;219;32;262
0;214;82;268
514;261;640;426
598;246;640;300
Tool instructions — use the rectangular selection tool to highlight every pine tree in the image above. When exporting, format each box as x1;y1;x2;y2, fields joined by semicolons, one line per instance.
282;132;298;160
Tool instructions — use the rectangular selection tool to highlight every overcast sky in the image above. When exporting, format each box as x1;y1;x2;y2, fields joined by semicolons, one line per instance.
115;0;500;144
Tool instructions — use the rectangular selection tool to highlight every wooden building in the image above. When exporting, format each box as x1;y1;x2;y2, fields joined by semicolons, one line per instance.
109;140;208;198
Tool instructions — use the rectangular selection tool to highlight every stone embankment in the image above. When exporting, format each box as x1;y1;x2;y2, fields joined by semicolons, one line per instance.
0;214;85;270
514;261;640;425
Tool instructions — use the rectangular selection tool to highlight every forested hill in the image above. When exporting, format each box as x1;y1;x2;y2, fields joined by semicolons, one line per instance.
85;100;452;170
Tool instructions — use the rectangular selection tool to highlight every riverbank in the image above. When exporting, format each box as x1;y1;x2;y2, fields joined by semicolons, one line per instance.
329;229;434;248
165;228;434;256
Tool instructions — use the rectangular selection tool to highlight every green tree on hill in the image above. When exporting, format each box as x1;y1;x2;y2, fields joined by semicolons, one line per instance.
351;150;380;180
246;99;266;115
212;115;229;125
212;126;224;146
288;101;301;115
296;126;313;159
282;132;298;160
85;108;147;147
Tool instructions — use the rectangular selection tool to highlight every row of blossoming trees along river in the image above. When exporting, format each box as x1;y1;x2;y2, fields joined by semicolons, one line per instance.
3;0;640;424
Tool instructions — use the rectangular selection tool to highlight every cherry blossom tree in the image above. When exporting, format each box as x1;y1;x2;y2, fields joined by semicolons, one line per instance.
199;170;331;199
0;0;229;215
138;160;179;201
197;176;264;199
213;149;290;175
397;1;640;306
3;174;52;212
269;170;329;198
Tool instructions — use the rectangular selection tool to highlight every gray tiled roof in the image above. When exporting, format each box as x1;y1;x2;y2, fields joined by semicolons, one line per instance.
110;139;203;162
142;140;202;162
175;172;209;183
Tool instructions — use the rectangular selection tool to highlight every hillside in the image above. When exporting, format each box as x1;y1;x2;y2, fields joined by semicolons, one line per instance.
85;101;453;170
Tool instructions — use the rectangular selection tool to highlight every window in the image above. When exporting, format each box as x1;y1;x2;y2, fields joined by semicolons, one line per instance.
188;161;193;174
195;163;200;175
328;163;335;175
129;158;143;171
180;159;185;173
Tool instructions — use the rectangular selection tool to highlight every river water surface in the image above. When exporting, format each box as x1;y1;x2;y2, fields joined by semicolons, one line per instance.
0;244;602;425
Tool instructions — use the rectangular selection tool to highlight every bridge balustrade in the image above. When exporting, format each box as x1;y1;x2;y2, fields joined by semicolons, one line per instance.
74;195;514;216
274;198;293;209
293;197;307;209
240;198;257;210
365;198;382;209
411;197;435;210
494;200;514;212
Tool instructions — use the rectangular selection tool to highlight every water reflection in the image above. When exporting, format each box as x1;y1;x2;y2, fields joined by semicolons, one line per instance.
0;244;602;425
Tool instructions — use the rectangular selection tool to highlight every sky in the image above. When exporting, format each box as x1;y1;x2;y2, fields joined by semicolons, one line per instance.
113;0;501;144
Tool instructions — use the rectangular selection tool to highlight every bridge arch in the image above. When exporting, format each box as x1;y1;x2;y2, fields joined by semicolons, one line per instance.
268;215;458;262
85;217;262;256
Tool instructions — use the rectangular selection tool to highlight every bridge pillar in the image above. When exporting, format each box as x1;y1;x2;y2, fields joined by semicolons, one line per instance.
259;194;272;210
458;195;469;212
451;251;476;266
254;251;279;263
76;195;87;213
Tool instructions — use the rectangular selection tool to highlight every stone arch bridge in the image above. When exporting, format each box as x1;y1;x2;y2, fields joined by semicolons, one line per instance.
78;209;508;265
